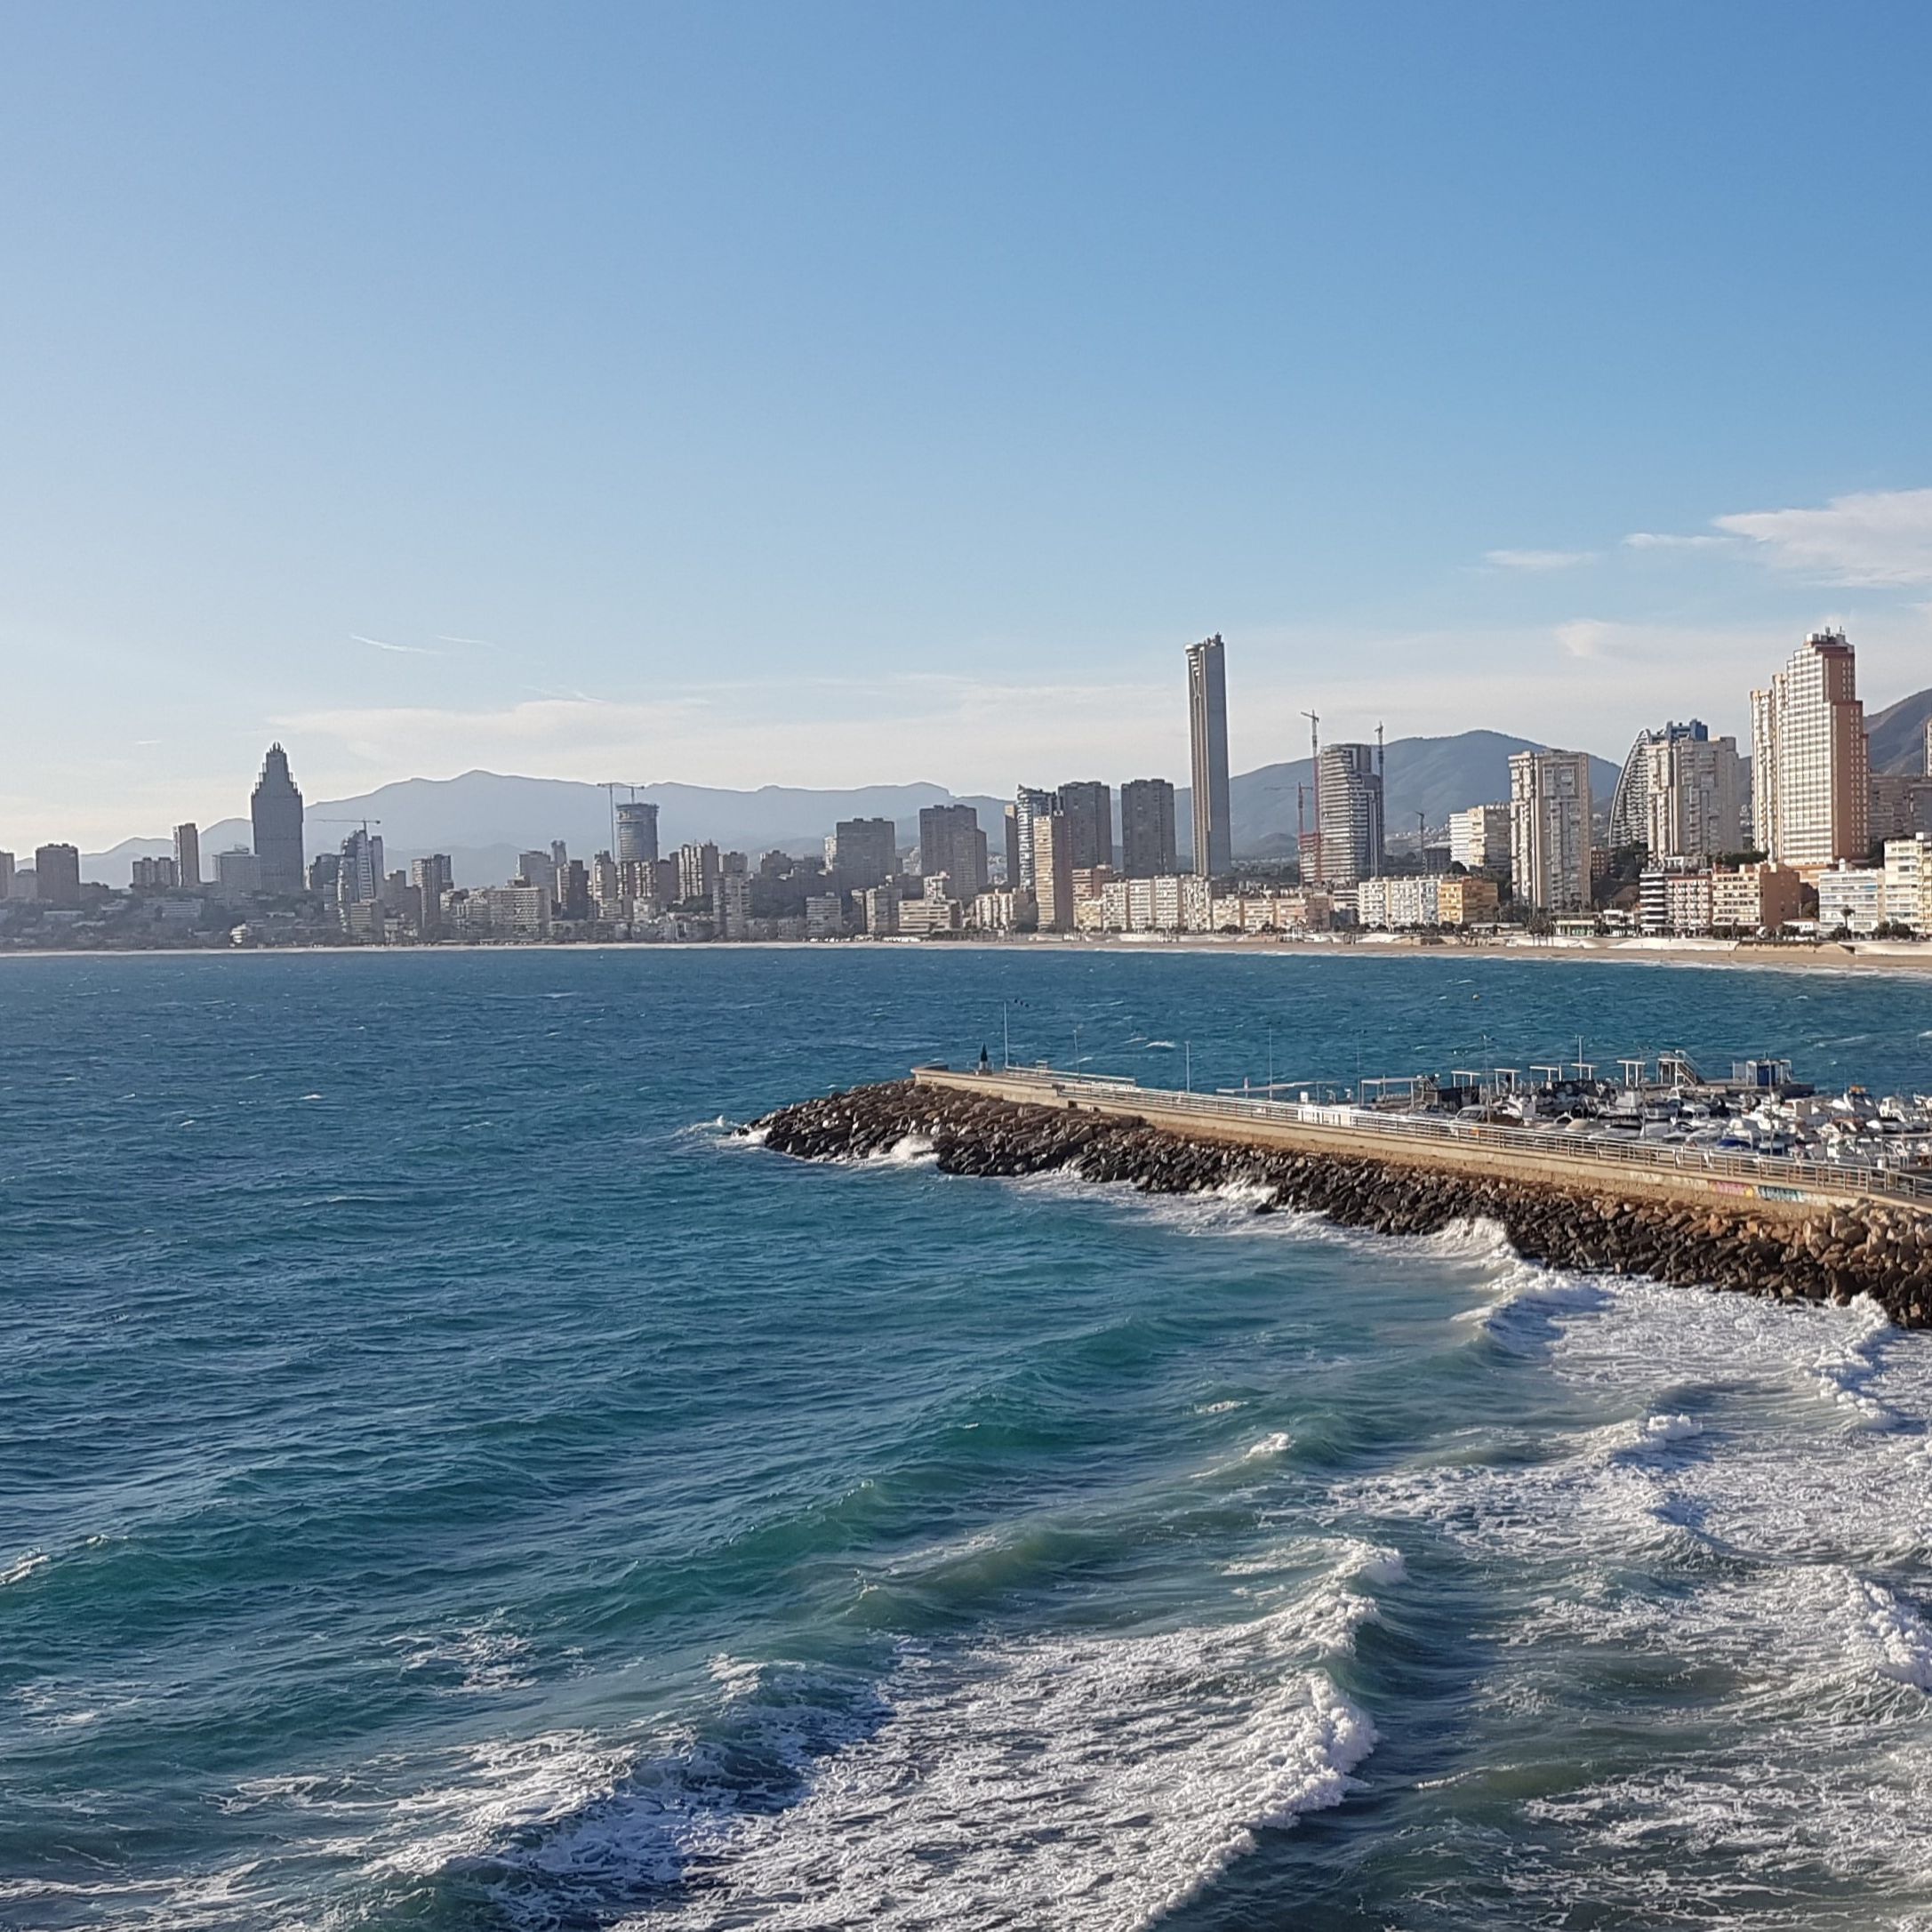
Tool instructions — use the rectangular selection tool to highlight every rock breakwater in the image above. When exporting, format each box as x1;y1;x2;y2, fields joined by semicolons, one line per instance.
751;1080;1932;1328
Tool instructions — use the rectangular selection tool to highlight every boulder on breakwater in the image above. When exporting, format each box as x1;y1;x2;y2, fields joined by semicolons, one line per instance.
748;1080;1932;1330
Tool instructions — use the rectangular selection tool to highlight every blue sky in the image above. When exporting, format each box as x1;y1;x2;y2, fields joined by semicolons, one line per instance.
4;1;1932;843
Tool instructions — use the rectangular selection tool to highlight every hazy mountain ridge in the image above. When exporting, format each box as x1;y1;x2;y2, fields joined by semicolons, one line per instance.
1869;686;1932;775
84;698;1929;889
82;741;1618;886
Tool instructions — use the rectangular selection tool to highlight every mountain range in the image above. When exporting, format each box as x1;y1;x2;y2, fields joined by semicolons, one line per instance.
80;731;1616;887
78;691;1931;888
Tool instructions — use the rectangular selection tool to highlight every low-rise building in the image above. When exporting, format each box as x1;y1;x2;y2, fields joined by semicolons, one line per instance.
1356;876;1440;928
1709;862;1803;934
1816;862;1887;934
1095;874;1213;933
441;885;551;939
970;888;1030;933
1435;875;1499;926
1639;863;1714;935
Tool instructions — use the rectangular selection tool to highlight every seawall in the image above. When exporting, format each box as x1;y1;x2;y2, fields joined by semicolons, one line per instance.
750;1077;1932;1328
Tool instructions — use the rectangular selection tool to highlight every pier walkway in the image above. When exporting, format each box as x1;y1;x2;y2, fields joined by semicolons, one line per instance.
913;1065;1932;1220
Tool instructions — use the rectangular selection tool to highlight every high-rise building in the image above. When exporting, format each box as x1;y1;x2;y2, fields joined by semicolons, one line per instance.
1031;812;1076;932
517;849;558;898
1870;772;1932;842
336;828;384;907
412;854;453;934
1057;782;1113;871
557;859;590;920
1509;750;1593;911
714;872;753;940
35;843;81;908
1447;805;1511;874
1007;787;1058;892
1316;743;1383;886
1608;720;1742;861
830;817;898;890
1749;629;1869;873
1185;635;1231;878
1925;716;1932;779
677;841;720;902
0;852;13;900
308;853;341;896
614;800;660;866
918;805;987;898
215;847;261;896
1119;778;1177;878
249;744;305;895
131;855;179;890
173;822;202;890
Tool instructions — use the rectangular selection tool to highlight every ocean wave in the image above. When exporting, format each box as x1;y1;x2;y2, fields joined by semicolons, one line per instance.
605;1619;1377;1929
1;1550;48;1587
340;1560;1391;1931
1812;1295;1904;1431
389;1625;538;1695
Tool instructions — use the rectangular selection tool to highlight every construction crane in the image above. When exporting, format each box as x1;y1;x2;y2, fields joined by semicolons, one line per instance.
309;817;382;836
1301;711;1321;884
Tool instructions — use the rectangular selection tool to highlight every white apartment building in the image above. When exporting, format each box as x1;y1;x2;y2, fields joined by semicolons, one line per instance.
1355;875;1440;928
1447;805;1510;874
1097;874;1214;933
1750;629;1869;872
441;885;551;938
1509;750;1593;911
1882;836;1932;934
1815;863;1886;934
1639;865;1713;936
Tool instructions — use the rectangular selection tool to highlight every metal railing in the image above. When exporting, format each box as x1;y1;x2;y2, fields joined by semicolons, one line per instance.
933;1064;1932;1208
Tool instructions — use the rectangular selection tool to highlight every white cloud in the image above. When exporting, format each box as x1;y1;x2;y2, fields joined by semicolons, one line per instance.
1621;531;1736;552
1554;619;1617;661
1482;548;1595;572
351;633;445;656
1711;487;1932;586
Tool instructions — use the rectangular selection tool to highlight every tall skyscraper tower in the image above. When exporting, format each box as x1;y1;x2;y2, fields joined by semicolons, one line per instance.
918;804;987;898
1119;779;1178;877
1508;750;1593;911
1316;743;1384;886
1749;629;1868;872
337;827;385;906
1007;786;1059;892
173;822;202;890
614;800;660;866
250;744;306;895
1185;635;1231;878
1056;782;1113;871
830;818;898;890
1031;813;1076;931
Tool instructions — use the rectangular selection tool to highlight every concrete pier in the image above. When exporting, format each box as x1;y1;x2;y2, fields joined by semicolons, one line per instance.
752;1069;1932;1327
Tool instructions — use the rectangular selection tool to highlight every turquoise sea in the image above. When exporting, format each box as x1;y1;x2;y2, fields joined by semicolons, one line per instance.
7;947;1932;1931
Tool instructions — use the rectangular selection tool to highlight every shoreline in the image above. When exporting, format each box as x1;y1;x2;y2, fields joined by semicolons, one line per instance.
3;934;1931;975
